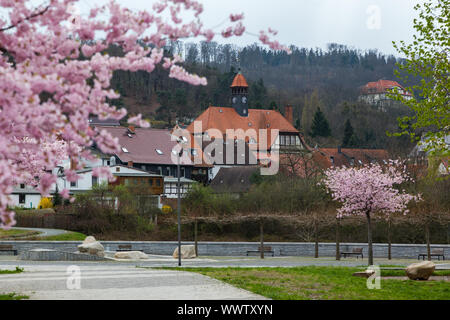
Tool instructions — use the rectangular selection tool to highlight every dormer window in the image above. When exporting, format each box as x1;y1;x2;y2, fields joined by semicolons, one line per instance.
156;149;163;155
122;147;129;153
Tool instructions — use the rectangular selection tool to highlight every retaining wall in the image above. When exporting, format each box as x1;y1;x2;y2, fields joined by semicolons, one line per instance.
0;241;449;259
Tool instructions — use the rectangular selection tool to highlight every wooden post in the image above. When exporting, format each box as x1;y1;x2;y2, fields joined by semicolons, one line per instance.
314;215;319;258
194;219;198;257
260;219;264;260
425;220;431;261
388;218;392;260
367;212;374;266
336;217;341;261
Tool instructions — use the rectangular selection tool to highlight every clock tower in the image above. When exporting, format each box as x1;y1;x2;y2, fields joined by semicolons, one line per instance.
231;70;249;117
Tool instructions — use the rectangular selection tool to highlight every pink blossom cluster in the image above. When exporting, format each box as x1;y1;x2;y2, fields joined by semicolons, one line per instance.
0;0;289;229
259;30;292;54
322;161;420;219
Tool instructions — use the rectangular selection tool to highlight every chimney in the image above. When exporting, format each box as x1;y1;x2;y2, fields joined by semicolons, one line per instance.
128;126;135;134
127;161;134;168
284;105;294;125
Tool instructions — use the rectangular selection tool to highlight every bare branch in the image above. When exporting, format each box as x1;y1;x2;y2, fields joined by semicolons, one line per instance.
0;5;50;33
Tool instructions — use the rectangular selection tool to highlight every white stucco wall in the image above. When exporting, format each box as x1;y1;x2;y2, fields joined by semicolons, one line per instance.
10;194;42;209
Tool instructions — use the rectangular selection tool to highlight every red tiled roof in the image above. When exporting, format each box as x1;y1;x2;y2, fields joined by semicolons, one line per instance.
96;126;194;166
360;80;412;96
319;148;390;167
230;73;249;88
186;107;299;150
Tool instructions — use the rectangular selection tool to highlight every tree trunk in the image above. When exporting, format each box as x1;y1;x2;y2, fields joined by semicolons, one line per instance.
260;219;264;260
447;222;449;244
335;218;341;261
425;221;431;261
194;219;198;257
314;216;319;258
154;212;158;227
367;212;374;266
388;218;392;260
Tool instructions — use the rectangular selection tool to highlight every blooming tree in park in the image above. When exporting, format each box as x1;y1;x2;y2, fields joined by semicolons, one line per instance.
0;0;290;229
322;162;419;265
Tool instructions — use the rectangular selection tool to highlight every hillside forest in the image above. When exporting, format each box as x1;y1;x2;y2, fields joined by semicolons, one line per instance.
109;41;422;156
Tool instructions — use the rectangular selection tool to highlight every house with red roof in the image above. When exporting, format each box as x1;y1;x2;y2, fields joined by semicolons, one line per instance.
186;71;308;179
358;79;413;110
318;147;390;167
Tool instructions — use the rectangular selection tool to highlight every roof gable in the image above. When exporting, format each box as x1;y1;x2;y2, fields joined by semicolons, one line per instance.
96;126;193;166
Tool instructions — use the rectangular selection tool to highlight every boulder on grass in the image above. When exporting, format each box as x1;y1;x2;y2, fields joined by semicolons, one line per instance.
173;245;196;259
82;236;97;244
405;261;435;281
78;239;105;258
114;251;149;260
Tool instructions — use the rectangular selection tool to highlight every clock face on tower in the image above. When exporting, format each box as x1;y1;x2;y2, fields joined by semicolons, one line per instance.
242;96;247;104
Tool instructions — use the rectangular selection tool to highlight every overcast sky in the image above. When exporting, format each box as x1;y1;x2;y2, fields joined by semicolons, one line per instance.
77;0;419;56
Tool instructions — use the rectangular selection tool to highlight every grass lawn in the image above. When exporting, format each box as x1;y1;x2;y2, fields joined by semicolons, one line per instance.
0;228;40;239
177;266;450;300
0;267;24;274
0;268;28;300
0;293;29;300
29;231;87;241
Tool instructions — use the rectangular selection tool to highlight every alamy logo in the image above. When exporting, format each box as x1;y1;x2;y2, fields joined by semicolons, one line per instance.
366;265;381;290
171;122;280;176
366;5;382;30
66;265;81;290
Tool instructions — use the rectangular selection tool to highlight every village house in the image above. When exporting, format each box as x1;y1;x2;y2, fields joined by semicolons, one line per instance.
318;147;390;167
186;71;307;180
11;185;42;209
90;126;200;181
56;165;165;208
209;166;260;197
358;79;413;111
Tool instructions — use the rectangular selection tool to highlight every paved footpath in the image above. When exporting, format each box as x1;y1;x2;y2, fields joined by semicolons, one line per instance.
0;263;265;300
1;256;448;300
10;227;69;238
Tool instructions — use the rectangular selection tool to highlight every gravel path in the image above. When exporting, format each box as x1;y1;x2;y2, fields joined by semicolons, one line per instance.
0;264;265;300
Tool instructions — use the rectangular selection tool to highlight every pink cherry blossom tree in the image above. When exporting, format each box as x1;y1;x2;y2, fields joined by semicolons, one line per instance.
322;162;419;265
0;0;290;229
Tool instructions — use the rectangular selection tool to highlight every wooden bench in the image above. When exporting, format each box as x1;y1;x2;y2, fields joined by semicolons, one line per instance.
0;245;18;256
418;249;445;261
246;246;275;257
116;245;144;253
340;248;363;259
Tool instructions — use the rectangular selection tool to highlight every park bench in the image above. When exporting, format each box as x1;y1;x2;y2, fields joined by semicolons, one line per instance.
340;248;363;259
246;246;275;257
0;244;18;256
418;249;445;261
116;244;144;253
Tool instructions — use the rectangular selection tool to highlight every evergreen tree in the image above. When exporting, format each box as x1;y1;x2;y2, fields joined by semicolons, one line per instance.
342;119;354;146
269;101;277;110
310;108;331;137
250;78;267;109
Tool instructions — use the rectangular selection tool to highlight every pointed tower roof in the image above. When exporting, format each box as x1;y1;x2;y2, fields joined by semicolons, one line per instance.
230;71;249;88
